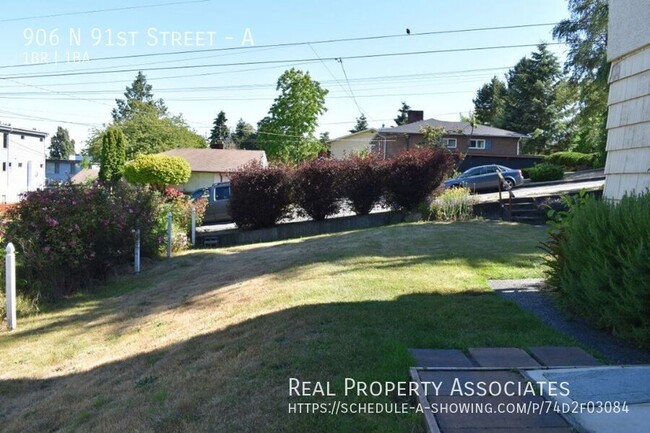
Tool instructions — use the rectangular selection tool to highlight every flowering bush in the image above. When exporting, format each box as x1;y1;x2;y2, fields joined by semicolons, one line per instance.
229;162;292;230
292;158;343;221
3;181;160;300
339;154;387;215
384;147;455;211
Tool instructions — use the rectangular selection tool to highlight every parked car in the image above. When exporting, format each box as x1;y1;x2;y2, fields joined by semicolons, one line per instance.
444;165;523;192
191;181;231;223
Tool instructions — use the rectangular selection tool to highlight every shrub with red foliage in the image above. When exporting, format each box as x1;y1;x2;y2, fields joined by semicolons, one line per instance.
229;162;292;230
384;147;455;211
340;154;387;215
292;158;343;221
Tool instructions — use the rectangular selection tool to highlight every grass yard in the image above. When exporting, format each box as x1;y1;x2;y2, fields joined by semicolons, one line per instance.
0;221;575;432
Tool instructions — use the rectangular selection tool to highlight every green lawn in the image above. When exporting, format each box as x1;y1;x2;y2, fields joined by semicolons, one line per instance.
0;221;575;432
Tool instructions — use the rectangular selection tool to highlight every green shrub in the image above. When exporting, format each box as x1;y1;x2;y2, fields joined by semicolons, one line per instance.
427;187;477;221
542;193;650;348
526;163;564;182
123;154;191;190
545;151;597;171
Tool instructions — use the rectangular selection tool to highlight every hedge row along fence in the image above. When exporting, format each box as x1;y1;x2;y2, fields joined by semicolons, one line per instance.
229;147;456;230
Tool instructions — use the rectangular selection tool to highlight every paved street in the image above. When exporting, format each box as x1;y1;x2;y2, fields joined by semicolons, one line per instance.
477;179;605;203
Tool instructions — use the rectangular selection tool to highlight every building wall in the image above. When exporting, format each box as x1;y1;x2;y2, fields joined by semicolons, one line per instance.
1;131;47;203
46;160;83;184
179;171;231;192
604;0;650;200
329;130;376;159
372;133;519;159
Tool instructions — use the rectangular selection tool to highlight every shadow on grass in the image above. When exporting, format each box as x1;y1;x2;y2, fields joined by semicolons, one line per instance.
1;221;547;341
0;290;572;433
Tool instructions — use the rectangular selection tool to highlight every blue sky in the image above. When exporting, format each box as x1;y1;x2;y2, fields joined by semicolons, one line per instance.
0;0;571;152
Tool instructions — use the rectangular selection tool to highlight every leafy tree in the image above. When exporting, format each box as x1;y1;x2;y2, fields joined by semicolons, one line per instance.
394;101;411;126
503;44;565;154
256;68;328;165
49;126;75;159
112;71;167;121
419;125;445;147
553;0;609;158
98;126;126;184
349;114;368;133
231;118;257;150
319;131;330;144
123;154;191;191
209;111;229;149
473;77;507;127
86;109;206;161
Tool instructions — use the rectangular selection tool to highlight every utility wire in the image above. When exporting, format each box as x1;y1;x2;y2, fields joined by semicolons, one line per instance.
0;0;211;23
0;43;561;80
0;22;557;69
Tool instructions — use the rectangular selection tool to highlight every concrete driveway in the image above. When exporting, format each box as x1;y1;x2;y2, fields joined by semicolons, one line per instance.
476;178;605;203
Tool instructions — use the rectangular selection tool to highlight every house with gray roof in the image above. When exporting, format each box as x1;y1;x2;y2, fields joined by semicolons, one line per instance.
369;111;541;170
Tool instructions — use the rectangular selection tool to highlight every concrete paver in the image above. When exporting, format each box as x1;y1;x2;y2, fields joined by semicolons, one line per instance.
529;346;600;367
409;349;475;368
468;347;541;368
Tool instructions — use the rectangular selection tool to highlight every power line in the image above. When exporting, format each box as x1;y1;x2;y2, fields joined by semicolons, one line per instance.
336;58;365;116
0;0;211;23
0;22;557;70
1;43;561;80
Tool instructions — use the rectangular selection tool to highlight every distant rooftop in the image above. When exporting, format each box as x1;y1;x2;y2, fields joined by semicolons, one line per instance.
0;125;48;138
378;118;527;138
161;148;267;173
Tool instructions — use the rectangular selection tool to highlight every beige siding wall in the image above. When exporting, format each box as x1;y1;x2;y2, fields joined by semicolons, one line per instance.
603;45;650;200
329;130;375;159
178;171;230;192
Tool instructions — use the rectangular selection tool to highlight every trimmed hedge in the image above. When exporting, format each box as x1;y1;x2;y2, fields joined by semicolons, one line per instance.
545;151;597;171
340;154;387;215
229;162;292;230
526;163;564;182
123;154;191;190
292;158;343;221
384;147;455;211
543;193;650;348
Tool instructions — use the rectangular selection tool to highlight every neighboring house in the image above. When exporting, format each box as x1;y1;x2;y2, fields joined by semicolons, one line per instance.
328;128;377;159
46;155;84;184
370;111;540;170
603;0;650;200
0;125;47;203
161;148;268;192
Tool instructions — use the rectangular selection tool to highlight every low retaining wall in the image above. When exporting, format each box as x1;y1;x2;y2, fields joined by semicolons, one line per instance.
197;211;421;248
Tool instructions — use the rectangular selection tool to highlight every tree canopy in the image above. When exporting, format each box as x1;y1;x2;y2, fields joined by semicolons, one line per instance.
49;126;75;159
473;77;507;127
256;68;328;165
394;102;411;126
123;154;191;190
231;118;257;150
112;71;167;122
209;111;229;149
349;114;369;133
98;126;126;184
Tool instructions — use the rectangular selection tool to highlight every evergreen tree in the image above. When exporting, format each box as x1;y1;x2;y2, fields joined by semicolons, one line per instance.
503;44;564;154
98;126;126;184
112;71;167;122
473;77;507;127
349;114;368;133
553;0;609;158
209;111;229;149
231;118;257;150
394;102;411;126
49;126;76;159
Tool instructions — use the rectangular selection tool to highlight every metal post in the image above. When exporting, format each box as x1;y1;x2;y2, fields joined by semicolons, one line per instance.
134;229;141;274
191;206;196;247
167;210;173;258
5;243;16;331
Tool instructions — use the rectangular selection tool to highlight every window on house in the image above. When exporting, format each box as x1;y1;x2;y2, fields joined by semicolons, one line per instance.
18;162;23;168
469;139;486;149
20;135;25;139
39;137;44;142
443;138;457;149
2;162;5;171
54;162;60;174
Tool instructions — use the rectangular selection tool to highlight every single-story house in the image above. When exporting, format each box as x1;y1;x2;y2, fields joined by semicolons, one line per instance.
328;128;377;159
369;111;541;170
161;148;268;192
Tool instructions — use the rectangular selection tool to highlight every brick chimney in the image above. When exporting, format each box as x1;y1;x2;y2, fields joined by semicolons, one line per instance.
407;110;424;124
